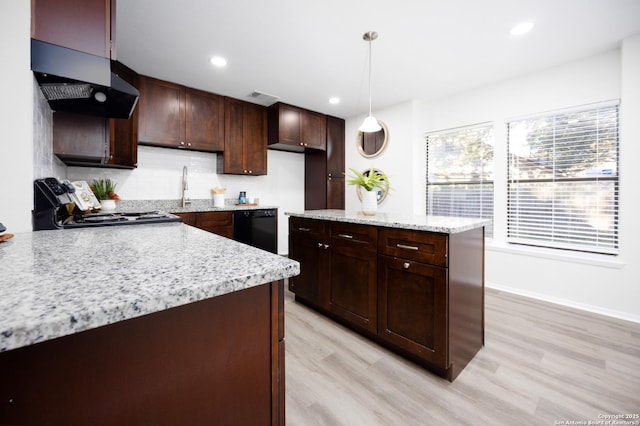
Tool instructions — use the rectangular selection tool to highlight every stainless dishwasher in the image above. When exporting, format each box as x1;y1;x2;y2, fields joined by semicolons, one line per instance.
233;209;277;253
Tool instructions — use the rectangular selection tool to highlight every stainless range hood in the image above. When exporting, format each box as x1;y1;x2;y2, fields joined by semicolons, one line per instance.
31;39;139;119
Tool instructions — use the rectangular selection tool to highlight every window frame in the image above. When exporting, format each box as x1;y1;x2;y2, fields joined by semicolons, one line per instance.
506;101;620;255
425;122;495;238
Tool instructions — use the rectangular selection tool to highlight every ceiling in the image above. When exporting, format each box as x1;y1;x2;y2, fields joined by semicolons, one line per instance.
116;0;640;119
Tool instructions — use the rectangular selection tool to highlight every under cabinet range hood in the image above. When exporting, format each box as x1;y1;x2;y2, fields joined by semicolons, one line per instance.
31;39;139;119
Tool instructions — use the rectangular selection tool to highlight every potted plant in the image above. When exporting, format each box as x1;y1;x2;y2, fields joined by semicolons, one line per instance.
346;166;389;215
91;179;120;211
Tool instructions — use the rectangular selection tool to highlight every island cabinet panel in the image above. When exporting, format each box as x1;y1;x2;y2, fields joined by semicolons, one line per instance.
0;281;285;425
378;228;448;267
377;254;448;368
288;215;484;381
138;76;224;152
288;217;327;307
327;222;378;333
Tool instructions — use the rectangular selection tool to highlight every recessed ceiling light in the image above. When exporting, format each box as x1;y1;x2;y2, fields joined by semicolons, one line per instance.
329;97;340;104
210;56;227;67
510;21;534;36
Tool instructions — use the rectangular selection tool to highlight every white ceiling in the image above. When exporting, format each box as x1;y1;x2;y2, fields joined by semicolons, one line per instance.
116;0;640;119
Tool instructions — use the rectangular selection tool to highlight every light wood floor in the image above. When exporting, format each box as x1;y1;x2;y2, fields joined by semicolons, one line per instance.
285;288;640;425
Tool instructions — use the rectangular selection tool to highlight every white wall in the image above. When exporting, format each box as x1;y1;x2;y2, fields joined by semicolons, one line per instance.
0;2;33;233
66;147;305;254
345;102;415;213
346;44;640;322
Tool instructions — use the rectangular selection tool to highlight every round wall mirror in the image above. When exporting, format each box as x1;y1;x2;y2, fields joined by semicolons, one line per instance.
356;120;389;158
355;168;390;204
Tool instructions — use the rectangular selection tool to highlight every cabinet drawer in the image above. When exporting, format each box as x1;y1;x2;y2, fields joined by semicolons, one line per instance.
329;222;377;251
196;211;232;228
378;228;448;267
289;217;325;239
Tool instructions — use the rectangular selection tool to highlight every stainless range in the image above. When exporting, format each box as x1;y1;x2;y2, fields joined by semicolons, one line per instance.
32;178;181;230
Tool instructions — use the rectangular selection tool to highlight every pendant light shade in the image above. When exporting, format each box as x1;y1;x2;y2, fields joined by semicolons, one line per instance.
359;31;382;133
359;116;381;132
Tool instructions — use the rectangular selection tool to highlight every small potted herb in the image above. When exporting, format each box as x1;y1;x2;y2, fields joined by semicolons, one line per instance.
91;179;120;210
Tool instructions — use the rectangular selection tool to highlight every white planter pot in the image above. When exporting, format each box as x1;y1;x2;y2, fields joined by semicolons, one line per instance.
100;199;117;211
361;189;378;216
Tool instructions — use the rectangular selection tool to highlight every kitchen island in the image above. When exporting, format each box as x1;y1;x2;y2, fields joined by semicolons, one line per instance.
0;222;299;425
286;209;489;381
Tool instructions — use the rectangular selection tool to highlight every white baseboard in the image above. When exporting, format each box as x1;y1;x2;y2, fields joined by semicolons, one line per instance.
486;281;640;324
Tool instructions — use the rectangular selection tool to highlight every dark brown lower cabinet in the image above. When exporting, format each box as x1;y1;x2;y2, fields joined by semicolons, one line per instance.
0;281;285;425
194;211;233;238
326;222;377;333
377;255;448;368
173;211;233;238
288;216;484;381
288;218;326;306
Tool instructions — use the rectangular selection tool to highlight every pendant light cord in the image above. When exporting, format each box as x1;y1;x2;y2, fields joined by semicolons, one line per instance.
367;36;373;117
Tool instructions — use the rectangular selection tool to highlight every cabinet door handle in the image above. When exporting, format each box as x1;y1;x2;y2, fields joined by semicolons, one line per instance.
323;244;330;249
396;243;419;251
298;227;311;232
338;233;353;239
317;242;323;248
403;262;410;269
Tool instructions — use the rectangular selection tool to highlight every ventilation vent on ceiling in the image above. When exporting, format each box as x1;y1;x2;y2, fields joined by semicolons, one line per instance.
249;90;279;106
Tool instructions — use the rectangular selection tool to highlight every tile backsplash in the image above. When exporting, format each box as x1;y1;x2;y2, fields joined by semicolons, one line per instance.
32;78;65;179
66;145;305;213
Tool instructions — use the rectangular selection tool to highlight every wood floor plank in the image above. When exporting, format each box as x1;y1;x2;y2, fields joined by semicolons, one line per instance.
285;287;640;425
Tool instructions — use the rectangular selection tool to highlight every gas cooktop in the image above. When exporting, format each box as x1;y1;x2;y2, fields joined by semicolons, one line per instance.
62;211;181;228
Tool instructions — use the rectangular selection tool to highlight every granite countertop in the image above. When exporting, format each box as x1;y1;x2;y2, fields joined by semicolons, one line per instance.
0;223;299;353
116;199;279;214
285;209;491;234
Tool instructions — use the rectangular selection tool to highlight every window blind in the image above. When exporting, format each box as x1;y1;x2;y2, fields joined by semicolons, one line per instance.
426;124;494;237
507;102;619;254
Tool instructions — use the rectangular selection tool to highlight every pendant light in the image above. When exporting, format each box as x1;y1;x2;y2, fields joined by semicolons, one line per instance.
359;31;382;133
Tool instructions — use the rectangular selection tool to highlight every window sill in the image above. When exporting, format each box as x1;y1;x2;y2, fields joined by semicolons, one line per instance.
485;240;625;269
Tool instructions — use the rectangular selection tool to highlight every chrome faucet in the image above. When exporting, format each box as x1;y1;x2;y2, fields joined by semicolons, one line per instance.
181;166;191;207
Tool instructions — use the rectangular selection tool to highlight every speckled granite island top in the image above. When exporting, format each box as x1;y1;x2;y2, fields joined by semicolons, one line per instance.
0;223;299;352
285;209;491;234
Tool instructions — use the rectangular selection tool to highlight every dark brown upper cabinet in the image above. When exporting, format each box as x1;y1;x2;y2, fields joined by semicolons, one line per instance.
304;116;345;210
217;98;267;176
268;103;327;152
137;76;224;153
32;0;113;58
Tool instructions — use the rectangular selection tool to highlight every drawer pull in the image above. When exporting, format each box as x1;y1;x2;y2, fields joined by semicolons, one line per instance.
298;227;311;232
323;244;330;249
397;243;419;251
403;262;410;269
317;242;323;248
338;233;353;239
